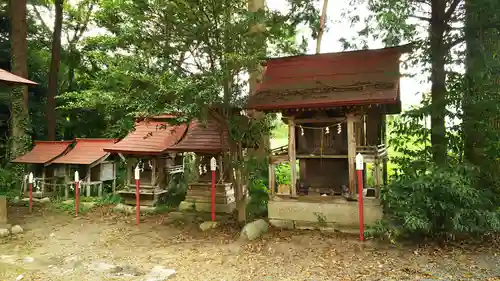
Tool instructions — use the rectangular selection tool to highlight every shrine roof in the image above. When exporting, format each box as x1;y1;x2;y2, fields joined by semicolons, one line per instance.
11;141;73;164
0;68;38;86
104;116;188;155
247;45;411;111
51;139;117;165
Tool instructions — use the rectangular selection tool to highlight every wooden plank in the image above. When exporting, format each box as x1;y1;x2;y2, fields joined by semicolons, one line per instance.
289;116;297;198
296;154;348;159
347;113;357;196
294;117;345;124
270;155;289;164
269;164;275;199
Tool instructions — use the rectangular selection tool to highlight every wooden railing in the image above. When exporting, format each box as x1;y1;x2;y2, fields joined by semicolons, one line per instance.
270;144;387;163
356;144;387;161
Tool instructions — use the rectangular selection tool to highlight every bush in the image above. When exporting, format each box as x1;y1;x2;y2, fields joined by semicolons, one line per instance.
275;163;291;185
247;178;268;219
379;163;500;240
0;166;22;197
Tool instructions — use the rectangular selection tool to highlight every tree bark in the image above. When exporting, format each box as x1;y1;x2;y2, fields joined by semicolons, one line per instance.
9;0;30;158
430;0;447;166
315;0;329;54
47;0;64;140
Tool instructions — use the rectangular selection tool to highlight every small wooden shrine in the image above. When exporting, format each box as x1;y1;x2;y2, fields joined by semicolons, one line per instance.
11;141;73;198
172;111;237;215
104;115;187;206
247;45;410;231
49;138;118;198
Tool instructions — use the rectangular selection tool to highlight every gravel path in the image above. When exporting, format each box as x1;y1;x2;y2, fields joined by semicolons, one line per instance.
0;205;499;281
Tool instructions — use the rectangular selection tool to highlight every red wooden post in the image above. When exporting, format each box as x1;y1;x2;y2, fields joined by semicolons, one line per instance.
28;173;33;213
356;153;365;242
135;166;140;226
75;171;80;217
210;157;216;221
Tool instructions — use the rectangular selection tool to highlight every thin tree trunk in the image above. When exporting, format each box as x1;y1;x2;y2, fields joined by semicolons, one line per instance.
9;0;29;158
430;0;447;166
315;0;329;54
47;0;64;140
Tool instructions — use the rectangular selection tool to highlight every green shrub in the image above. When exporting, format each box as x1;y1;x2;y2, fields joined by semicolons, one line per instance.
379;163;500;240
275;163;291;185
247;178;269;219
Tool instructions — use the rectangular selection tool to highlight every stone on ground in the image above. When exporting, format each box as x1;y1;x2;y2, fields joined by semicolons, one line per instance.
23;256;35;263
10;225;23;235
88;261;119;273
199;221;218;231
113;203;134;214
0;228;9;237
62;199;74;205
240;219;269;241
82;202;96;208
143;265;176;281
40;197;51;203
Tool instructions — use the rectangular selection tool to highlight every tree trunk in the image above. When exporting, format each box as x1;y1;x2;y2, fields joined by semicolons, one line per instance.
315;0;329;54
430;0;447;166
47;0;64;140
9;0;30;158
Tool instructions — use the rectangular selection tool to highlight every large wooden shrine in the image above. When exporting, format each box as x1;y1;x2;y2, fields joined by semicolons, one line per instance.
104;115;187;206
247;45;410;231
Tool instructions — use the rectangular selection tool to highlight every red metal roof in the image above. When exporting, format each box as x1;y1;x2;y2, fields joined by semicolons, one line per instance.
51;139;117;165
104;120;188;154
247;45;411;110
168;115;228;153
0;69;37;86
11;141;73;164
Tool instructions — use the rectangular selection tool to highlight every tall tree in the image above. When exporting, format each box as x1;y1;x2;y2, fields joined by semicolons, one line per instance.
316;0;329;54
9;0;30;157
342;0;464;166
46;0;64;140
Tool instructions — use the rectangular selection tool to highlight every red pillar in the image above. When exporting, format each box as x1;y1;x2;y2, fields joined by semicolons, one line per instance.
135;166;140;226
28;173;33;213
210;157;217;222
75;171;80;217
356;153;365;242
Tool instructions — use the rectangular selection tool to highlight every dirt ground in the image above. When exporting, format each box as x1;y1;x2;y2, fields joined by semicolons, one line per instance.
0;205;499;281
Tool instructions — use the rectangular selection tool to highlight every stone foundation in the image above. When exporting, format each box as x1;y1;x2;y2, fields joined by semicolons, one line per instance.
178;182;236;214
268;197;382;231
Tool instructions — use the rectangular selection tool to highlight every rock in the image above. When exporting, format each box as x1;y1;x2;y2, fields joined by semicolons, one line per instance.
12;196;20;204
114;265;143;277
40;197;51;203
15;274;24;281
143;265;176;281
23;256;35;263
199;221;218;231
88;261;119;273
82;202;96;208
10;225;23;235
0;228;9;237
113;203;134;214
62;199;74;205
240;219;268;241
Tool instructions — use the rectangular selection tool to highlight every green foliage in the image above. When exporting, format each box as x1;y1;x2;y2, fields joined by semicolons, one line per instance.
95;194;122;206
0;166;21;196
379;163;500;240
275;163;291;186
246;178;268;219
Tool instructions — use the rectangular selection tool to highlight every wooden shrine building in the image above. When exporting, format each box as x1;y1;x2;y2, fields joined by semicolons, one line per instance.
12;141;73;198
49;138;118;198
247;45;410;230
172;111;239;215
104;115;187;206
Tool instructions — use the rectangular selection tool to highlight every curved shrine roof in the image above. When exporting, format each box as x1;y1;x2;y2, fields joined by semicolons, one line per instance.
11;141;73;164
104;119;188;155
0;68;38;86
247;45;411;111
51;138;117;165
